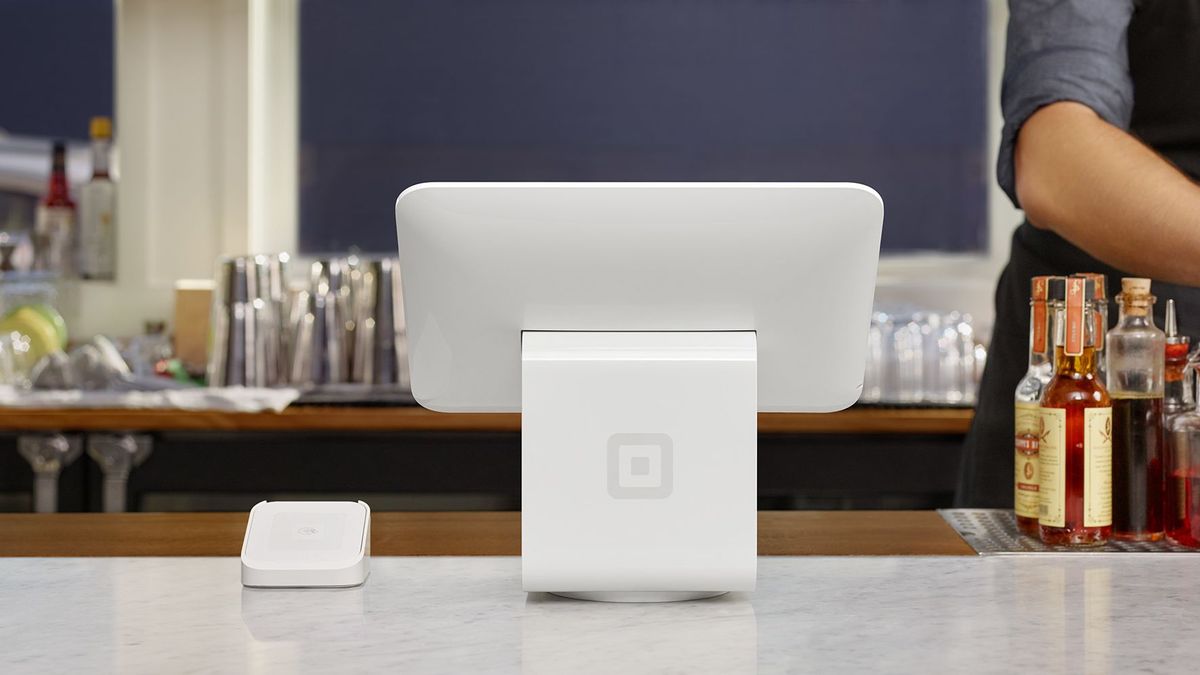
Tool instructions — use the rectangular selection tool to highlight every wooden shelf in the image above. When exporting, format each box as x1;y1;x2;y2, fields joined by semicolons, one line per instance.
0;405;972;435
0;511;975;557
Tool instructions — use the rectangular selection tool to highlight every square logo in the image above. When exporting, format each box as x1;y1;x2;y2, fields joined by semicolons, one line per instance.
607;433;673;499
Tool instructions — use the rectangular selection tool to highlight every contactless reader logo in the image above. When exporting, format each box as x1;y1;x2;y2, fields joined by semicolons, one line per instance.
607;433;673;499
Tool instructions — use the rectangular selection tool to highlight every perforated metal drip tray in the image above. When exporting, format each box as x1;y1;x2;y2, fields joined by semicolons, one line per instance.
938;509;1200;555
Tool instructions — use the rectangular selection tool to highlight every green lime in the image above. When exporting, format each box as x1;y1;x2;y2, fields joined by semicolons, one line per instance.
24;303;68;349
0;306;63;364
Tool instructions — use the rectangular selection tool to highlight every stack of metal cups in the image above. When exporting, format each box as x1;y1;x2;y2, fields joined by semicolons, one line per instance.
290;258;354;386
207;253;290;387
208;253;409;392
351;257;409;388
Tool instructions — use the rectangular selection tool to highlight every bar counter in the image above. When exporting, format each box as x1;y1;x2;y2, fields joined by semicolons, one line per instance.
0;511;973;556
4;511;1197;673
0;405;973;434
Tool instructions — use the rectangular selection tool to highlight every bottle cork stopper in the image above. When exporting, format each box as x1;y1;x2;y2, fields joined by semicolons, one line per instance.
90;116;112;140
1121;278;1151;295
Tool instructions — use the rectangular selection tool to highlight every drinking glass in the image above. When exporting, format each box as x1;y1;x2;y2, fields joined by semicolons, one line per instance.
861;311;888;403
0;333;16;386
891;314;925;403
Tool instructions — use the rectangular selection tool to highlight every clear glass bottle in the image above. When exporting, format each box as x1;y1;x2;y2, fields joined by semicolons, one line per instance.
79;116;116;280
1167;386;1200;549
1106;278;1165;541
1039;276;1112;546
1085;273;1109;384
1163;300;1192;424
1164;299;1196;545
1015;276;1055;536
1166;365;1200;548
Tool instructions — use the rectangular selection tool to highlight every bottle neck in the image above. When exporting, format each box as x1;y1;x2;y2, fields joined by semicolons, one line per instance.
1116;301;1154;325
1052;302;1099;376
1055;345;1100;377
1028;304;1043;368
1165;341;1193;412
90;138;110;178
1028;301;1052;368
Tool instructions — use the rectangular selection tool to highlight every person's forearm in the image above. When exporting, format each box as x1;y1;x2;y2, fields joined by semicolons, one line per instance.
1015;101;1200;285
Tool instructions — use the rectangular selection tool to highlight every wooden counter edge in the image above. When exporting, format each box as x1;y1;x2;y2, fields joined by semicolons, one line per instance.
0;406;973;434
0;511;975;557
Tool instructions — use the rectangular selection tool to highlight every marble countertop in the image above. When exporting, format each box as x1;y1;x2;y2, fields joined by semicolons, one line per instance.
3;555;1197;674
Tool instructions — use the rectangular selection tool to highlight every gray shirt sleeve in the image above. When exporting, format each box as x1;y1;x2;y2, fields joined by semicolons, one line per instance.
998;0;1136;207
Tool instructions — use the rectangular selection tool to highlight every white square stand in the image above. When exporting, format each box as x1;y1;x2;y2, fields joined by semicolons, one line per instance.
522;331;757;601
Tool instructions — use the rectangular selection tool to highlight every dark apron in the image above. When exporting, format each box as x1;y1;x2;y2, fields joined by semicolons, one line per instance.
957;0;1200;507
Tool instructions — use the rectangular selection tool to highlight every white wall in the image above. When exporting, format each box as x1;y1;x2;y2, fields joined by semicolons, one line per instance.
68;0;296;339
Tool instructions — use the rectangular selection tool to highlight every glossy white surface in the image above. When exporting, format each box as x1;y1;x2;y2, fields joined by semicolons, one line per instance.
522;332;756;594
5;555;1198;674
395;182;884;412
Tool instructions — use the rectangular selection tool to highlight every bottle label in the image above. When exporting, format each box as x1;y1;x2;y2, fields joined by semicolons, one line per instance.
1065;277;1085;356
1039;407;1067;527
35;204;75;234
79;181;116;278
33;205;76;273
1014;401;1041;518
1084;407;1113;528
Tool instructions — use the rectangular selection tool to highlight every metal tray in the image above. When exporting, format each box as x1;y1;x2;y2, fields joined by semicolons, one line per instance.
294;384;416;407
939;509;1198;554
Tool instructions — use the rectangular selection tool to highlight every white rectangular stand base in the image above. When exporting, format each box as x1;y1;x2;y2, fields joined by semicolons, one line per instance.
521;331;757;598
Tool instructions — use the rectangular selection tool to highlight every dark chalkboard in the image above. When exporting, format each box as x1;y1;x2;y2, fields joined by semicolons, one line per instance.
298;0;989;254
0;0;114;141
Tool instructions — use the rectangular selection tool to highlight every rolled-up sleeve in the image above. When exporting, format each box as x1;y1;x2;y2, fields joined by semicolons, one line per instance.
998;0;1136;207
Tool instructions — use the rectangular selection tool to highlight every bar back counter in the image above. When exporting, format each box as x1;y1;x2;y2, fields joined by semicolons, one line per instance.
0;406;971;513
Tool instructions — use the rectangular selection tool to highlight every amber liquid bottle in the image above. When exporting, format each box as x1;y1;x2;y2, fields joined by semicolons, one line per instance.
1040;276;1113;546
1107;279;1166;541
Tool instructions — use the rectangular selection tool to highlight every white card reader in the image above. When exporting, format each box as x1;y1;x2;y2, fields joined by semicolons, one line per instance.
241;500;371;588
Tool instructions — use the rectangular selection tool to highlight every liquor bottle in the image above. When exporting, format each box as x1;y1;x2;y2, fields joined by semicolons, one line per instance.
1166;412;1200;548
1014;275;1055;536
1163;300;1195;544
32;140;76;274
1039;275;1112;546
1163;300;1192;424
1167;370;1200;548
1106;278;1166;541
79;116;116;280
1077;273;1109;384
